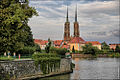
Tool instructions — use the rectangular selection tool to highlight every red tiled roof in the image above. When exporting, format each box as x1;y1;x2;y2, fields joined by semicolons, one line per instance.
69;37;85;43
40;40;48;45
53;40;63;46
61;44;70;49
86;41;101;45
63;41;68;44
109;44;120;46
34;39;48;45
34;39;42;43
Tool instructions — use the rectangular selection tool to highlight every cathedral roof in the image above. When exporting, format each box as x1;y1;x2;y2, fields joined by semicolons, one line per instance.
69;37;85;43
85;41;101;45
61;44;70;49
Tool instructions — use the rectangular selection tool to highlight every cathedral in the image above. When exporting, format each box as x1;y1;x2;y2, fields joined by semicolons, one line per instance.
63;6;101;51
64;5;80;41
63;5;86;51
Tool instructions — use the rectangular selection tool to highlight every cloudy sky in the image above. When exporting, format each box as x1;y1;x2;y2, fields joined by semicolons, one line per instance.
28;0;119;44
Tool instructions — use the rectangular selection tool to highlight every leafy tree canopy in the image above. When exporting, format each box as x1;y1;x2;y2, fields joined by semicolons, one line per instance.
0;0;38;53
82;43;100;55
101;41;110;50
115;45;120;53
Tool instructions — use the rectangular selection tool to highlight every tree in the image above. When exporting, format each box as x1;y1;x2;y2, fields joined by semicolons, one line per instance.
50;46;57;53
16;46;36;56
115;45;120;53
101;41;110;54
0;0;38;54
101;42;110;50
82;43;99;55
72;46;75;53
56;48;67;56
45;38;51;53
35;44;41;53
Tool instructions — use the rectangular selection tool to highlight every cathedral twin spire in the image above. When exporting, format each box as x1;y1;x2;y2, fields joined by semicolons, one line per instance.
74;5;80;37
64;5;80;41
66;5;77;22
75;5;77;22
66;6;69;22
64;6;70;41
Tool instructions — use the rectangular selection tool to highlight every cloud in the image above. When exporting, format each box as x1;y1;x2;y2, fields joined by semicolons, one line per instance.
28;0;119;43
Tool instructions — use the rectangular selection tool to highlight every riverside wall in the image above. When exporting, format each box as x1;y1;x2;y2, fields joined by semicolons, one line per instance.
0;58;72;80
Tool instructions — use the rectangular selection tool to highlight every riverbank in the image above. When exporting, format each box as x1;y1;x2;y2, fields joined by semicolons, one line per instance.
19;70;73;80
0;58;73;80
71;53;120;58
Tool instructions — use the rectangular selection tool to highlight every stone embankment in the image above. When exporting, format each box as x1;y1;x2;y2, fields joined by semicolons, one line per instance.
0;58;73;80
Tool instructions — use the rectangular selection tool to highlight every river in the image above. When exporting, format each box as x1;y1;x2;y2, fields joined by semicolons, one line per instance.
39;58;120;80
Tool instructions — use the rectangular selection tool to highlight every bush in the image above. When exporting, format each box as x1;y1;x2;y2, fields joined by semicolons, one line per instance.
56;48;67;56
82;43;100;55
32;53;61;74
50;46;57;53
50;47;67;56
35;44;41;52
115;53;120;57
115;45;120;53
32;53;60;59
16;46;36;56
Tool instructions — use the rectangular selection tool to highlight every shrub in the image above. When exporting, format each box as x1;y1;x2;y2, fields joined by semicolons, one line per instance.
115;45;120;53
115;53;120;57
50;47;67;56
16;46;36;56
50;46;57;53
82;43;100;55
35;44;41;52
56;48;67;56
32;53;61;74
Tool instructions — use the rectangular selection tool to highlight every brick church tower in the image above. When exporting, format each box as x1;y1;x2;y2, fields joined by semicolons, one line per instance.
74;5;79;37
64;6;70;41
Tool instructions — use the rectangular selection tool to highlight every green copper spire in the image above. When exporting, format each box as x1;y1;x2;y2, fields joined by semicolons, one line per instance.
75;4;77;22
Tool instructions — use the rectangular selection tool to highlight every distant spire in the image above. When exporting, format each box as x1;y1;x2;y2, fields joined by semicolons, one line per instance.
75;4;77;22
66;5;69;22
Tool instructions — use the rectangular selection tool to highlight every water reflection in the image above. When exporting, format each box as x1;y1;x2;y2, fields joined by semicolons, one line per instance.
73;58;80;79
38;58;120;80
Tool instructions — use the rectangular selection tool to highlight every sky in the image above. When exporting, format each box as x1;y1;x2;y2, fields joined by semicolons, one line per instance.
28;0;120;44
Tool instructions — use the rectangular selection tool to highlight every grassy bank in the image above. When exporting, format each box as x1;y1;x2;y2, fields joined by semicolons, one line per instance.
96;53;120;58
71;53;120;58
0;56;14;61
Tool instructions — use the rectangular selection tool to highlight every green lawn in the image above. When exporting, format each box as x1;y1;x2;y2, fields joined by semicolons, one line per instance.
0;56;14;61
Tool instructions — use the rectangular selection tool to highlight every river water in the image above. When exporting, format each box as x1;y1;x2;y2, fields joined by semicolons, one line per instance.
40;58;120;80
